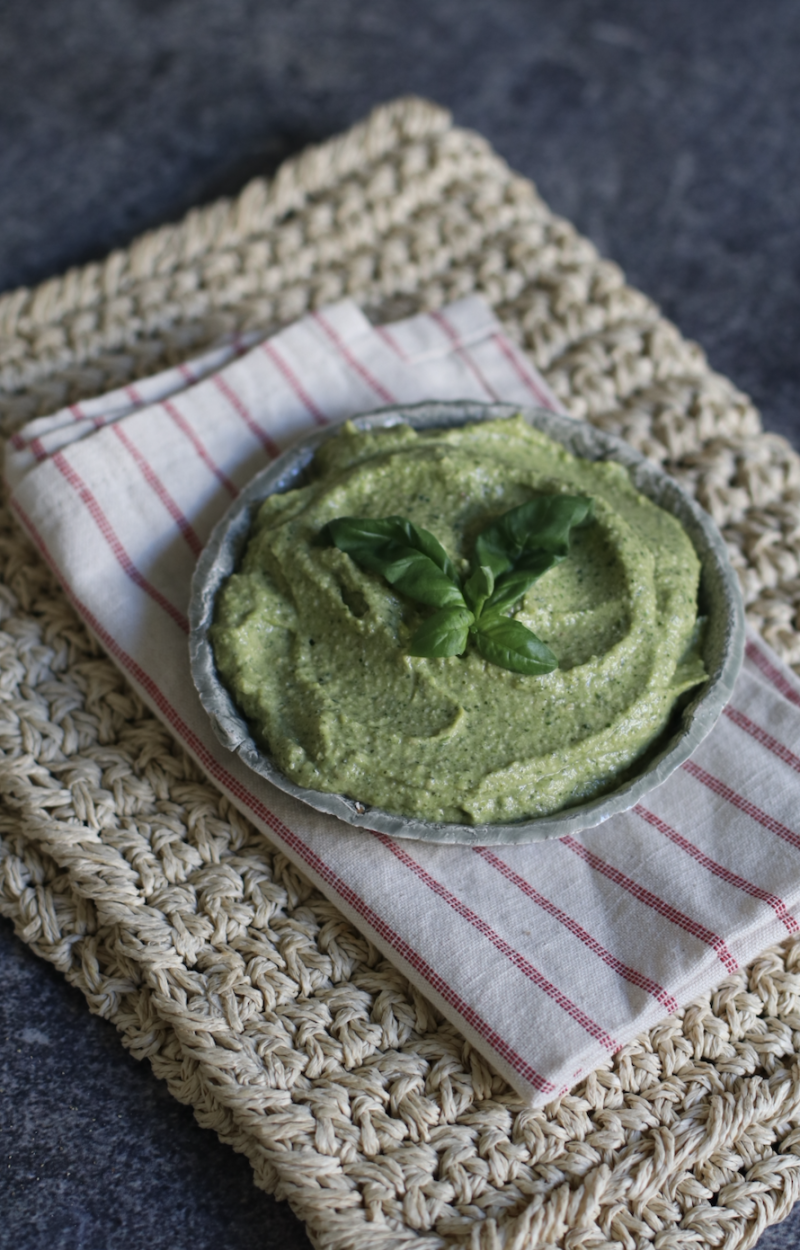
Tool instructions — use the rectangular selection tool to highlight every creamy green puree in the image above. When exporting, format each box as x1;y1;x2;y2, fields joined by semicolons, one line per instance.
211;417;706;824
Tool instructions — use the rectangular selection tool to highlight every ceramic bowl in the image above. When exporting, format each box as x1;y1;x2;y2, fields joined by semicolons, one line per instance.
189;401;745;845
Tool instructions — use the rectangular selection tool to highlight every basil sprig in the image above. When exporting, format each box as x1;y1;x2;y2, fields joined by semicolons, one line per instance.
321;496;592;675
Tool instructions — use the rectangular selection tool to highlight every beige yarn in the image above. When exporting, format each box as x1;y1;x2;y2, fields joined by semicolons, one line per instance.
3;96;800;1250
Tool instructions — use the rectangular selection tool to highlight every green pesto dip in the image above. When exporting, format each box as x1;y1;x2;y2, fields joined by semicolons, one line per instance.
211;417;706;824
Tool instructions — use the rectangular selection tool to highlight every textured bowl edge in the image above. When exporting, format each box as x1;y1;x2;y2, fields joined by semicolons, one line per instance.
189;401;745;846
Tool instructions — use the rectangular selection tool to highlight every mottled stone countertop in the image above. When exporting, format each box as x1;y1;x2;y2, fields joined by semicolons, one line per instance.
1;2;798;1247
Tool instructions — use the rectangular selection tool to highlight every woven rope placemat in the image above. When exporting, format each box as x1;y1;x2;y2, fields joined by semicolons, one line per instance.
3;96;800;1250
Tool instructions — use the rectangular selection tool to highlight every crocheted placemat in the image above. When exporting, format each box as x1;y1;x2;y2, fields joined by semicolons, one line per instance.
3;96;800;1250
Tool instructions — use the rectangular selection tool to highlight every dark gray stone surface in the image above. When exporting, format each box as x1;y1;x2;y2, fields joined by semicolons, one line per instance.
2;2;800;1247
0;922;312;1250
1;0;798;444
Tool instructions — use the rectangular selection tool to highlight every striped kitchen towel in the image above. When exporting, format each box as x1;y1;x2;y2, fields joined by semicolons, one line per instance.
7;295;800;1105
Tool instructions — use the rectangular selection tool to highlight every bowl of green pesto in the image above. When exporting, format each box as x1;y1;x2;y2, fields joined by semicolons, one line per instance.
189;401;744;845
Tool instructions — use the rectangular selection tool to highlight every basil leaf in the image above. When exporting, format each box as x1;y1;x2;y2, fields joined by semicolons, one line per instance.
464;564;494;616
384;517;460;585
473;529;514;579
408;606;474;658
323;516;407;561
475;495;592;575
325;516;459;584
378;546;466;608
484;551;559;614
324;499;593;676
326;517;464;608
473;616;558;675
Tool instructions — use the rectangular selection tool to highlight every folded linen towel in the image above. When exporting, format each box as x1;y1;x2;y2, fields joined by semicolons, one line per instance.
8;295;800;1105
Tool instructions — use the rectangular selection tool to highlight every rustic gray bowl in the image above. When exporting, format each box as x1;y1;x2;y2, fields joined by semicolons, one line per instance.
189;401;745;845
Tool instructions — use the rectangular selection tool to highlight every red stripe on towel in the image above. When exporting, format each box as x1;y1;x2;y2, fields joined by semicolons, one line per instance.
491;333;557;410
745;639;800;709
377;834;619;1051
562;835;738;973
724;705;800;774
312;311;397;404
52;451;189;634
212;374;280;458
162;400;239;499
111;424;204;557
475;846;679;1012
683;759;800;857
635;800;798;933
374;325;409;360
11;495;555;1099
430;310;501;400
262;341;328;426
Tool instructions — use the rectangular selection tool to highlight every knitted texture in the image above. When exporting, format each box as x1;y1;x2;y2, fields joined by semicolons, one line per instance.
3;96;800;1250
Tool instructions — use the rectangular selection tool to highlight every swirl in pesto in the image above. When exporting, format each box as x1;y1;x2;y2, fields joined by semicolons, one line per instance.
211;417;706;824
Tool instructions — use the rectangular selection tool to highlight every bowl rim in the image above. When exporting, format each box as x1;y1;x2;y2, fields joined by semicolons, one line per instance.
189;400;745;845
